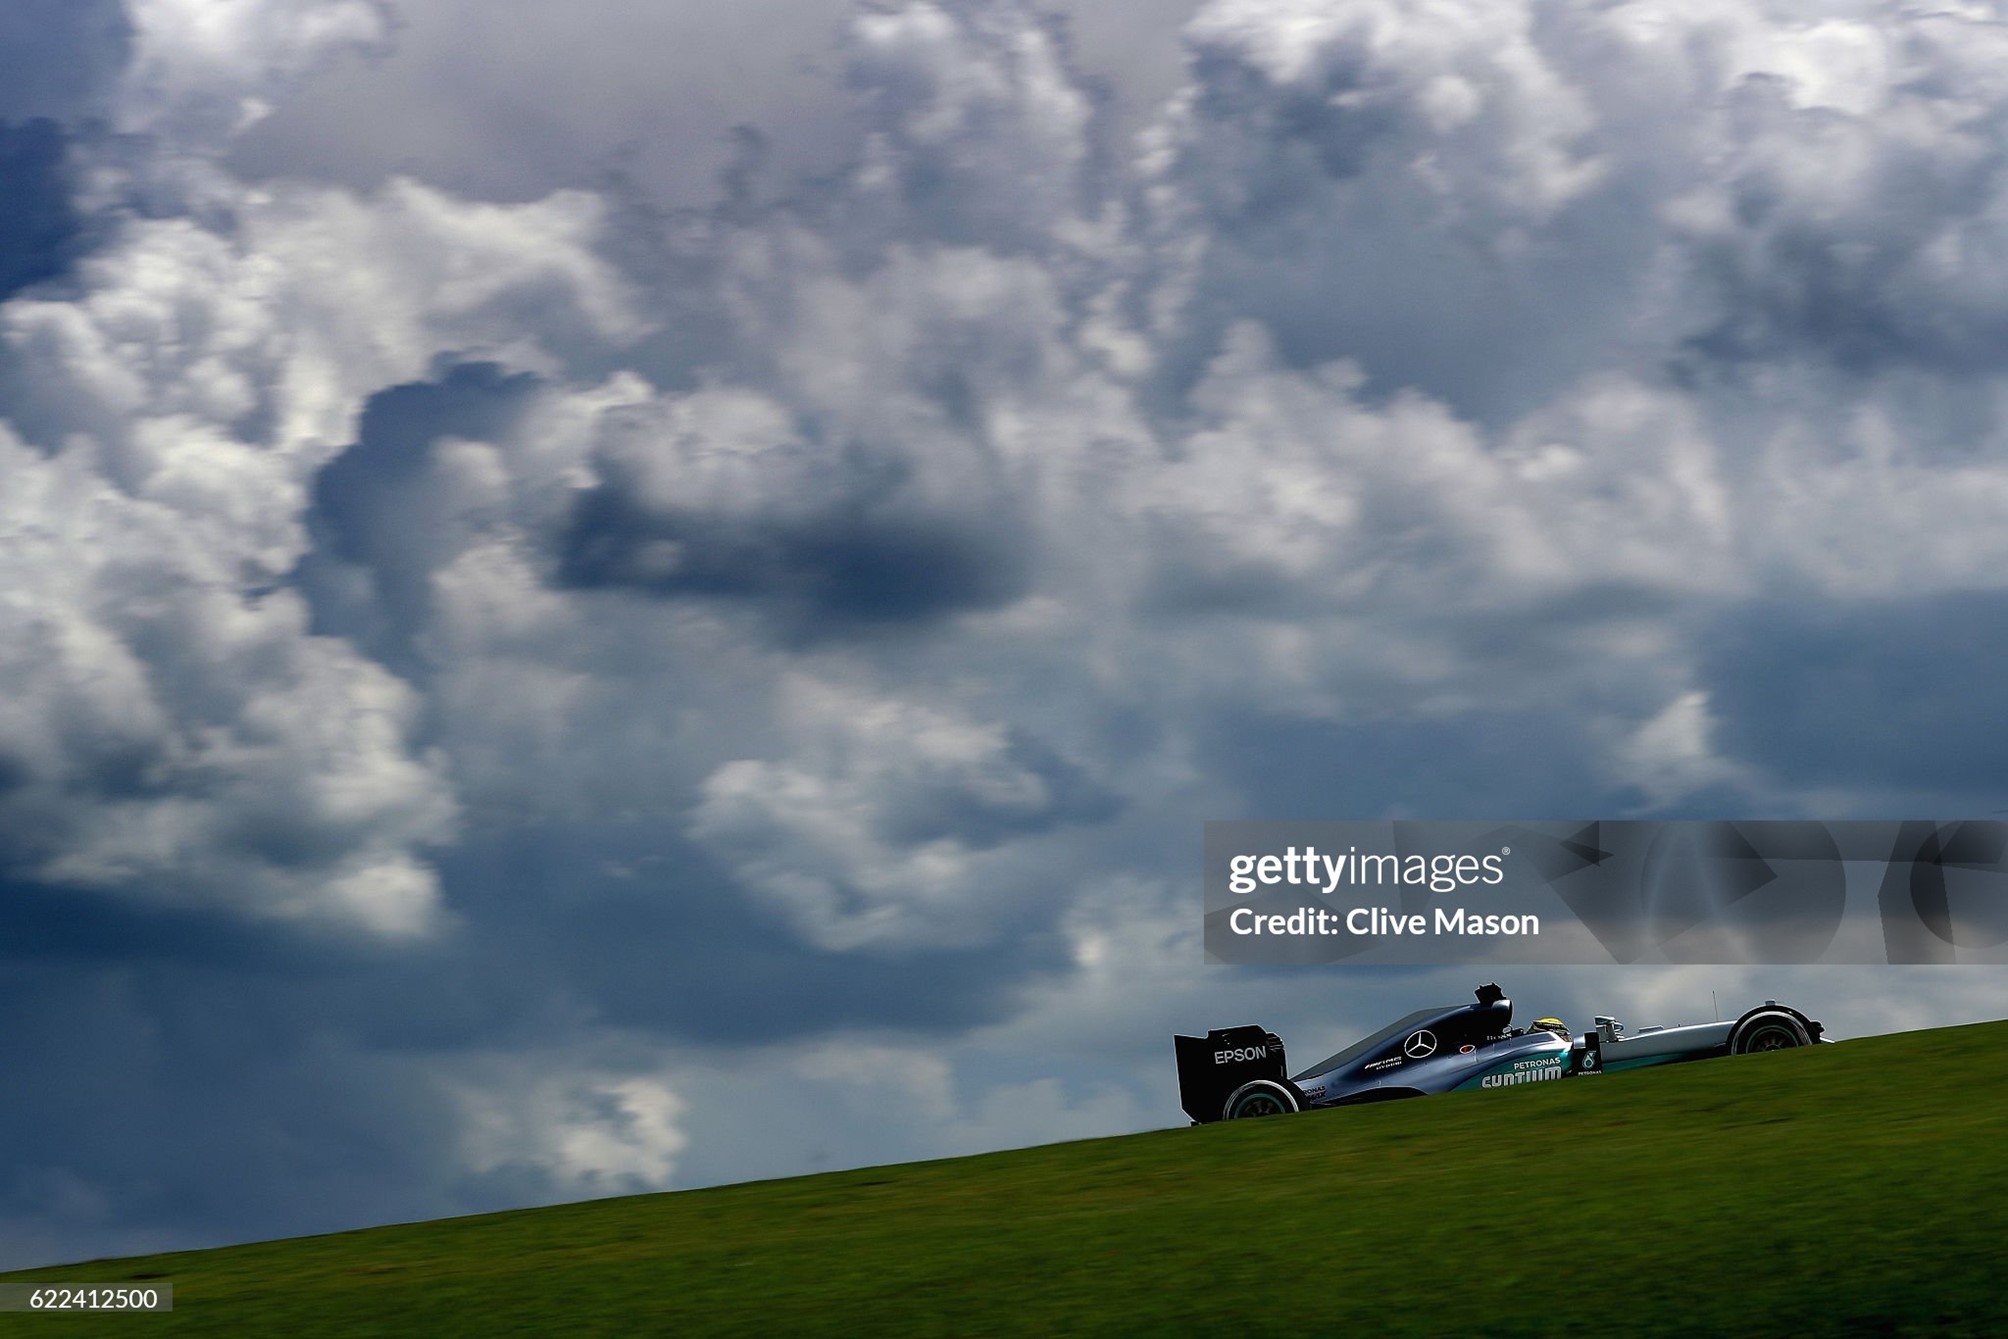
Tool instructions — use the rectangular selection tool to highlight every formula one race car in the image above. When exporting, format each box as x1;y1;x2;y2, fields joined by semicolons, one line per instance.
1175;983;1826;1123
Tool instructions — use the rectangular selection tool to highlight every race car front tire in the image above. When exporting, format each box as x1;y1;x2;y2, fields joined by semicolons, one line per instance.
1731;1010;1811;1054
1222;1079;1301;1120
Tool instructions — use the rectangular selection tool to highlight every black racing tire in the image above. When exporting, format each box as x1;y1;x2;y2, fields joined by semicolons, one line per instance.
1222;1079;1301;1120
1731;1010;1811;1054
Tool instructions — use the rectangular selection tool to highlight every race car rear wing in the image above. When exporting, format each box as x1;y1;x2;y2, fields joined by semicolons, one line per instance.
1174;1025;1288;1125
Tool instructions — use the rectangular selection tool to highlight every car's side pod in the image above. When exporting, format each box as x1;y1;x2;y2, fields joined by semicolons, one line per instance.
1569;1027;1604;1076
1174;1025;1291;1124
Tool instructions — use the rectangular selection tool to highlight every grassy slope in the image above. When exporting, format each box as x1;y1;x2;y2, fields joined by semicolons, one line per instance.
7;1021;2006;1337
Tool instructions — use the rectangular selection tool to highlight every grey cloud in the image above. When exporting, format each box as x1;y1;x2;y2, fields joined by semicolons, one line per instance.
0;427;457;937
1139;0;1627;422
1198;707;1619;822
114;0;394;146
1138;1;2008;426
1667;55;2008;379
834;0;1113;251
0;0;131;124
221;0;1167;218
874;728;1121;848
226;0;859;209
683;676;1126;950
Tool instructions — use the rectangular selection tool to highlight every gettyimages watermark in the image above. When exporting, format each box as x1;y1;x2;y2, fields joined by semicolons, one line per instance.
1204;821;2008;965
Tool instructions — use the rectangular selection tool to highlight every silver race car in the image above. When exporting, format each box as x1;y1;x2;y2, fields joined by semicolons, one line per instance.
1175;983;1826;1123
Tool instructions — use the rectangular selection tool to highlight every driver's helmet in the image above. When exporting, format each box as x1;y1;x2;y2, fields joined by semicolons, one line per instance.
1531;1017;1569;1038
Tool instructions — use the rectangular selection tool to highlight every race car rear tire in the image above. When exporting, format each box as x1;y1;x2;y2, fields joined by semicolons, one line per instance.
1731;1011;1811;1054
1223;1080;1300;1120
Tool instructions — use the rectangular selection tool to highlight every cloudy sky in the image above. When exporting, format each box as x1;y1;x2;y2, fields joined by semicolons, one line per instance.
6;0;2008;1270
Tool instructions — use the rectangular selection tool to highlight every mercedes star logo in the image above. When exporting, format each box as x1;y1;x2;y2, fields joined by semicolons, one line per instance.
1404;1029;1437;1059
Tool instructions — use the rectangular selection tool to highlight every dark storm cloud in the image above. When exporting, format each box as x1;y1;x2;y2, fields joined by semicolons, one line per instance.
0;804;1082;1261
0;874;466;1261
0;947;464;1264
301;362;544;674
1702;594;2008;795
558;469;1035;637
0;825;1066;1054
438;824;1073;1044
0;120;83;303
